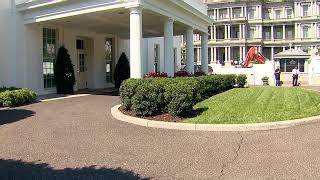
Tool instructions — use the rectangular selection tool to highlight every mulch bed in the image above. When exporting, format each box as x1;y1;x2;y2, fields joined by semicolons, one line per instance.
119;106;204;123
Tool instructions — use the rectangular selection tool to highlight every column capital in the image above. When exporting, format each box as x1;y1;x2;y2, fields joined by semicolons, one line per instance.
186;27;194;33
166;17;174;23
130;7;143;15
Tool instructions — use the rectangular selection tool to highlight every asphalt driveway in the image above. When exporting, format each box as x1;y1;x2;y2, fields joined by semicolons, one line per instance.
1;94;320;179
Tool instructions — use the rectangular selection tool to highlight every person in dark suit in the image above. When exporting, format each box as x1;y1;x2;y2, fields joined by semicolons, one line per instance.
274;67;281;86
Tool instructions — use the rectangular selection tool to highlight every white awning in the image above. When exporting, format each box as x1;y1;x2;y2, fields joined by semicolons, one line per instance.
274;49;311;59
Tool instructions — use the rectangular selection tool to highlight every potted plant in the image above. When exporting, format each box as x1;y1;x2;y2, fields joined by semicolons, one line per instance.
261;76;269;86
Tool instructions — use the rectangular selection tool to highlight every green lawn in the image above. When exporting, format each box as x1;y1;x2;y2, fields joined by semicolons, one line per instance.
185;87;320;124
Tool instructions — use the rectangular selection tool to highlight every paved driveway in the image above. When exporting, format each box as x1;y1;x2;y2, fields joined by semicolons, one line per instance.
1;94;320;179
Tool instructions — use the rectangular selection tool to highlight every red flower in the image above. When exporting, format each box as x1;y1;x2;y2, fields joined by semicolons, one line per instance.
144;72;168;78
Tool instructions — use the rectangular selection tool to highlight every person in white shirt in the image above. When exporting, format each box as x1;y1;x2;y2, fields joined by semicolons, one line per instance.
292;66;300;86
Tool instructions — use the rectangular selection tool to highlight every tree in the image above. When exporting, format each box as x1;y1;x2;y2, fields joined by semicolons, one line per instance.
114;52;130;89
54;46;75;94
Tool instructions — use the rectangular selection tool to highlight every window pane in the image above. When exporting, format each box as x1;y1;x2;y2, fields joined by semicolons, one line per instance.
43;28;57;88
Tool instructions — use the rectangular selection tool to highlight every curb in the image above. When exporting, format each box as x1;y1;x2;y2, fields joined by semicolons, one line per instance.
0;107;9;111
111;105;320;132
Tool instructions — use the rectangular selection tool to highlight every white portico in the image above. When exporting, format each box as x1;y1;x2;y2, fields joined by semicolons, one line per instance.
0;0;212;95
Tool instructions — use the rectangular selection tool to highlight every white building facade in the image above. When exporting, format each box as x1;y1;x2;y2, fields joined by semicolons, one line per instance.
0;0;211;95
197;0;320;86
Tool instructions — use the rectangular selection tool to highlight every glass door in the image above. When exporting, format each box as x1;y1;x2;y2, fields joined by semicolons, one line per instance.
105;38;114;84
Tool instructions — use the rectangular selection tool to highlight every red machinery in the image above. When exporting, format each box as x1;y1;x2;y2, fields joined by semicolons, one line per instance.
243;47;266;68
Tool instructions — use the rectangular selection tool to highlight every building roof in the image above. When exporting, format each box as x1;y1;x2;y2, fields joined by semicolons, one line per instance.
274;49;311;59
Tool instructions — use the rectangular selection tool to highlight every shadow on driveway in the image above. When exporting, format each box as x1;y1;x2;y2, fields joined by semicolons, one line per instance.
0;109;35;126
0;159;149;180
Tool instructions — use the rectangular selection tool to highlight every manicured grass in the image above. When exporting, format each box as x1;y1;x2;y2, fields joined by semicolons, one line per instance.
185;87;320;124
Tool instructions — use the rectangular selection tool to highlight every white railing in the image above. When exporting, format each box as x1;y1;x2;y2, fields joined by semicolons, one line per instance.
182;0;207;15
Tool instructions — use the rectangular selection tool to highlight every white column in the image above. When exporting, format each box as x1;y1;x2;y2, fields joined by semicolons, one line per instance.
228;47;231;61
239;24;242;39
241;7;244;17
186;28;194;74
283;24;286;40
230;8;233;19
214;47;217;63
242;24;246;38
271;47;274;61
197;48;201;63
164;18;174;77
224;47;228;62
239;46;243;62
201;33;209;74
211;47;214;63
271;25;274;40
213;25;217;40
130;8;143;78
210;26;213;40
283;46;286;51
242;46;247;61
224;25;228;39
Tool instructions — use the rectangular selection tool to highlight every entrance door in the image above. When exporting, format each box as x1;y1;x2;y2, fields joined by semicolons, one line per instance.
78;51;88;89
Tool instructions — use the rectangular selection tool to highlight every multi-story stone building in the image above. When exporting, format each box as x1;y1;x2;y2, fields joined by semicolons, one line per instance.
195;0;320;70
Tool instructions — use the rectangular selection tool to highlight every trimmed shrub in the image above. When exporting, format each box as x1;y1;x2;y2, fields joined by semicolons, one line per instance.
0;87;19;93
236;75;247;88
131;81;165;116
120;74;239;116
175;70;191;77
164;80;200;116
144;72;168;78
119;79;143;110
54;46;76;94
114;52;130;88
0;89;37;107
194;70;206;77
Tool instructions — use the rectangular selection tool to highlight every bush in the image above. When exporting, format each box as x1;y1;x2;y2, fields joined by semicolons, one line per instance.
144;72;168;78
0;87;19;93
54;46;75;94
194;70;206;77
120;75;238;116
0;89;37;107
175;70;191;77
119;79;143;110
164;80;200;116
131;81;165;116
114;52;130;88
236;75;247;88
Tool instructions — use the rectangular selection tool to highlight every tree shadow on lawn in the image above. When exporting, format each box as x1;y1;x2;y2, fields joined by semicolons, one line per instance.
0;109;35;126
0;159;149;180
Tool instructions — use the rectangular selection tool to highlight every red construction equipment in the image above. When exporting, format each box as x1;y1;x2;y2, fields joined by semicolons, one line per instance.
243;47;266;68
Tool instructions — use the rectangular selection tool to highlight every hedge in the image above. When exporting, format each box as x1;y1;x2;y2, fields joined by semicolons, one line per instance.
120;74;246;116
0;87;19;93
0;89;37;107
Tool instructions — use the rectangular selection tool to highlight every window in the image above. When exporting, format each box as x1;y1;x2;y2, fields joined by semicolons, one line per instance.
275;10;281;19
105;38;113;83
302;4;310;16
276;31;282;39
286;9;293;18
154;44;160;73
220;9;228;19
233;8;241;18
248;27;255;38
264;31;271;40
264;9;271;19
43;28;57;89
303;26;310;38
248;8;255;20
287;30;293;39
280;59;305;72
76;39;84;50
208;48;211;64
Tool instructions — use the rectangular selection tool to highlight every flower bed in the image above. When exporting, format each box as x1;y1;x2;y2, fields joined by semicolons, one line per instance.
0;88;37;108
120;74;246;117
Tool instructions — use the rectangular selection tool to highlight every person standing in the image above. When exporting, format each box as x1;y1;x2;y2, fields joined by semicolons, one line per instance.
292;66;300;86
274;67;281;86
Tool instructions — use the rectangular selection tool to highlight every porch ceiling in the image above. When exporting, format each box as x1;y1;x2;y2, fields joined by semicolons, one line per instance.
45;8;190;38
